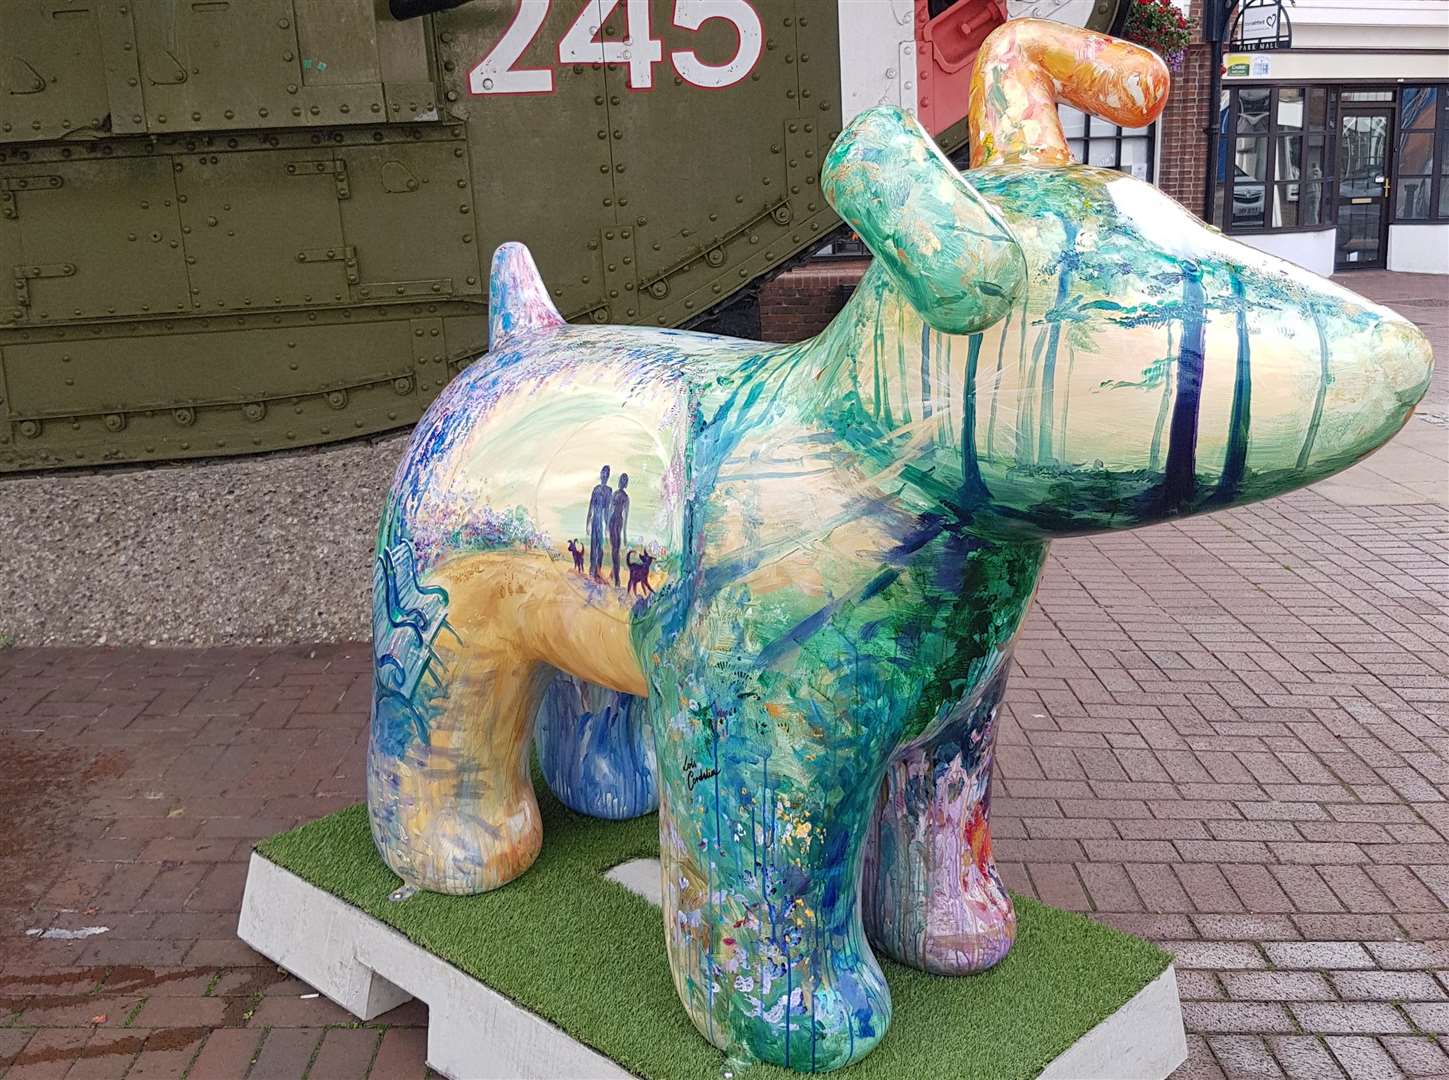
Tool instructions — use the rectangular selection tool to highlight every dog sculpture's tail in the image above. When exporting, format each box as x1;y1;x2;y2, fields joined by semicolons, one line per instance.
487;241;565;348
969;17;1171;168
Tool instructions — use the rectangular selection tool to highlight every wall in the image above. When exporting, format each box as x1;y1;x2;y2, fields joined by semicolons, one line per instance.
1388;225;1449;274
1155;0;1214;214
758;260;869;343
1237;228;1337;276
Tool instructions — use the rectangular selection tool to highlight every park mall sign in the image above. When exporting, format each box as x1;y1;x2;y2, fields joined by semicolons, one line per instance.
1230;0;1293;52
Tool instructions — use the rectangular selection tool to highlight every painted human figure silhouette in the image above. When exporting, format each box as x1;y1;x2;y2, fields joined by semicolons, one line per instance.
567;539;584;573
608;473;630;587
585;465;612;581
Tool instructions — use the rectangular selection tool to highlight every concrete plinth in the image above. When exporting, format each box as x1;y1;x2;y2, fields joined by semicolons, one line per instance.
241;851;1186;1080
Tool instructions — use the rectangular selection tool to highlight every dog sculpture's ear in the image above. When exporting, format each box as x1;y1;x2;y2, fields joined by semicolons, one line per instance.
821;107;1025;336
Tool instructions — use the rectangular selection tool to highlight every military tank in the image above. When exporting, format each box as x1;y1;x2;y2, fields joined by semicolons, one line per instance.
0;0;1123;472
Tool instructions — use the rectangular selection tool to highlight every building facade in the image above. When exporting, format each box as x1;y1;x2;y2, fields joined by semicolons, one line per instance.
1174;0;1449;275
764;0;1448;340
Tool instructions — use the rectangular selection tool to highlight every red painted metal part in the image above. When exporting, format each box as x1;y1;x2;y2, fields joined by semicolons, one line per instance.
914;0;1010;135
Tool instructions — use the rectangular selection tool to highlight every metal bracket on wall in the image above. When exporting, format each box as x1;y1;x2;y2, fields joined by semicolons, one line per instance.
383;81;441;123
285;158;351;200
783;117;820;220
0;174;64;220
297;244;360;285
599;227;640;322
409;315;448;392
355;278;455;301
11;262;76;311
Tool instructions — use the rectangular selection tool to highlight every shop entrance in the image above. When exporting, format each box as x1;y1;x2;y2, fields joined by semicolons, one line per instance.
1336;106;1394;269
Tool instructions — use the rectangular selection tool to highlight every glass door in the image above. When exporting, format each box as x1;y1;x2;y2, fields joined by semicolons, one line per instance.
1336;107;1393;269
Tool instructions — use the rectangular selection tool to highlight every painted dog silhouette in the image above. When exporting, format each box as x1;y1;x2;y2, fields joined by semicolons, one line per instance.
368;19;1433;1072
626;548;655;596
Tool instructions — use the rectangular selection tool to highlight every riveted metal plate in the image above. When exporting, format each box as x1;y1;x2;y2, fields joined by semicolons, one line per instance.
0;0;1003;472
432;2;613;323
0;156;190;323
0;311;432;469
603;0;835;327
338;137;482;299
0;3;111;143
176;149;352;310
134;0;388;133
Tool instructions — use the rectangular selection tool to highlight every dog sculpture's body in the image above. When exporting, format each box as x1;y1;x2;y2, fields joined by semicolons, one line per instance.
367;20;1433;1073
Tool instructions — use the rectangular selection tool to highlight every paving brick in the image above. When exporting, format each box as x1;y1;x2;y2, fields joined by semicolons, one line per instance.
1324;1036;1405;1080
1221;971;1335;1002
1402;1003;1449;1034
1268;1035;1348;1080
1076;862;1142;912
185;1028;264;1079
308;1027;383;1079
61;1042;136;1080
1025;863;1090;910
367;1027;428;1079
1179;970;1227;1001
4;1028;89;1079
1291;915;1405;942
1192;915;1301;942
1206;1034;1285;1078
248;1027;323;1079
1168;942;1269;970
1180;1034;1229;1080
1126;863;1195;911
1365;940;1449;970
1330;970;1447;1002
1176;865;1247;914
1182;1002;1297;1034
1265;942;1375;970
1268;866;1347;914
1289;1003;1412;1035
133;996;229;1028
1381;1034;1449;1077
126;1029;205;1079
246;995;354;1028
0;1029;34;1070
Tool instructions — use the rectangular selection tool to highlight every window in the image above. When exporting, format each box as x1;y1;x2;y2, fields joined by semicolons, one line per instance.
1216;84;1334;233
1059;105;1156;180
815;232;869;259
1395;85;1449;222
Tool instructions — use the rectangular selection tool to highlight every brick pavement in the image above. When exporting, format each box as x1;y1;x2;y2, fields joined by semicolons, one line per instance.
1;272;1446;1078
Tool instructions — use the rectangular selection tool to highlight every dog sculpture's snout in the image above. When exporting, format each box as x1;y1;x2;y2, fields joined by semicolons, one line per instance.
1376;314;1436;406
1255;291;1433;486
1343;312;1435;458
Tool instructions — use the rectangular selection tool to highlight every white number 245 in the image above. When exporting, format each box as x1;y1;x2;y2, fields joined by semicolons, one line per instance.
468;0;763;95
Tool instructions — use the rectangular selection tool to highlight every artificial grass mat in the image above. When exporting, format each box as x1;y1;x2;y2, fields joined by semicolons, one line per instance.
256;787;1170;1079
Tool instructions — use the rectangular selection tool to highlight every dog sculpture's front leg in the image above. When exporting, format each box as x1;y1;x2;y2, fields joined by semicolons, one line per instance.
648;624;897;1073
862;536;1043;974
865;666;1015;973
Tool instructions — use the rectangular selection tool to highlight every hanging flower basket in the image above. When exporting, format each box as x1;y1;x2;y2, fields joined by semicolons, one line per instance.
1121;0;1194;72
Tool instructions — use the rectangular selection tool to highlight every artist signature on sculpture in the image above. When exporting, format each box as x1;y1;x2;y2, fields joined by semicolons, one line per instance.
684;758;721;791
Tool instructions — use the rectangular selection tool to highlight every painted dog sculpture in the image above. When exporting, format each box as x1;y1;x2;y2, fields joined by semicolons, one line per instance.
368;19;1433;1073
